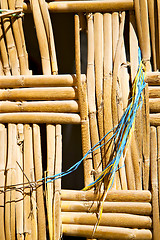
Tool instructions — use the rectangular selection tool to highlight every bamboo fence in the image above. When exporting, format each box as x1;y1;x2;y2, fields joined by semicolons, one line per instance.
0;0;160;239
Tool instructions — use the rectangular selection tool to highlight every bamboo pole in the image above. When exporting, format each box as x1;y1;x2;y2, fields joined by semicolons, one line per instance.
142;85;150;190
46;125;56;240
0;100;79;113
87;13;102;180
47;1;134;13
150;126;160;240
23;124;33;239
62;224;152;239
149;86;160;98
0;19;11;76
149;98;160;112
103;13;113;173
145;72;160;85
61;212;152;229
61;190;151;202
0;55;4;76
33;124;46;240
29;0;51;75
0;124;6;240
150;114;160;126
125;146;136;190
8;0;29;75
53;125;62;240
16;124;24;239
157;0;160;69
75;14;93;186
0;112;81;124
1;0;19;75
38;0;58;74
0;74;86;88
157;126;160;214
61;201;152;215
147;0;157;70
94;12;104;168
0;87;78;101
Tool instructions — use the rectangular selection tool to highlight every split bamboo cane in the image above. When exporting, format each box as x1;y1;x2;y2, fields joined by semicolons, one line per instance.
103;13;113;174
46;125;56;240
29;0;51;75
53;125;62;240
23;124;32;239
150;126;160;240
149;86;160;98
75;14;93;186
150;114;160;126
61;189;151;202
149;99;160;112
16;124;24;240
94;12;104;168
0;100;79;113
61;200;152;215
8;0;28;75
125;147;136;190
142;85;150;190
62;224;152;239
0;87;78;101
87;13;102;180
0;74;86;88
147;0;157;70
145;72;160;85
33;124;46;240
0;19;11;76
38;0;58;74
0;124;6;240
1;0;19;75
61;212;152;229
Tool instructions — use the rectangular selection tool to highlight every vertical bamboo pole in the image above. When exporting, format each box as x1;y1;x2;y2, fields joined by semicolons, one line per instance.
142;85;150;190
75;14;93;186
134;0;143;53
38;0;58;74
33;124;46;240
94;13;104;169
147;0;157;70
1;0;19;75
53;125;62;240
150;126;160;240
139;0;151;71
125;146;136;190
29;0;51;75
87;13;102;180
0;124;6;240
46;124;56;240
8;0;29;75
24;124;33;239
0;19;11;76
0;55;4;76
157;0;160;69
16;124;24;240
157;126;160;211
103;13;114;190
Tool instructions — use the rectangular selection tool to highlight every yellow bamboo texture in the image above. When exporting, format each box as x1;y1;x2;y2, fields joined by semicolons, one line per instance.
29;0;51;74
62;224;152;239
157;126;160;220
1;0;19;75
53;125;62;240
16;124;24;240
0;124;6;239
87;13;102;180
150;126;160;240
103;13;114;189
33;124;46;240
75;14;93;186
46;125;56;240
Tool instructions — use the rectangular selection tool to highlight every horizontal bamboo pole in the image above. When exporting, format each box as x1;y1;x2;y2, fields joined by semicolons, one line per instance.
61;212;152;229
149;99;160;112
145;72;160;85
61;190;151;202
61;201;152;215
62;224;152;239
0;113;80;124
149;87;160;98
0;87;77;101
150;114;160;126
0;100;79;113
0;74;86;88
23;1;134;13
